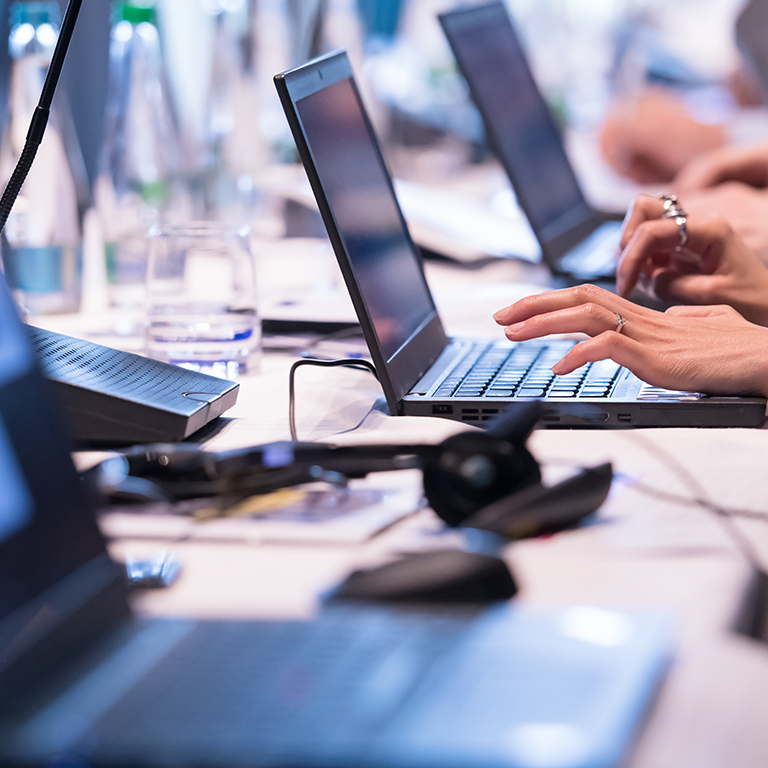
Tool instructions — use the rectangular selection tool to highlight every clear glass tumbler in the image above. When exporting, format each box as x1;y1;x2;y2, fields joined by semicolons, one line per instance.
145;223;260;379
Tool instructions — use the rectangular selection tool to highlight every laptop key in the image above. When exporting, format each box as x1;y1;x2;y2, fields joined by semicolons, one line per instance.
518;388;546;397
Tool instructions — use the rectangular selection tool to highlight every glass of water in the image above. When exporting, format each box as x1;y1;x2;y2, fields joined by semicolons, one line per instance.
145;223;260;379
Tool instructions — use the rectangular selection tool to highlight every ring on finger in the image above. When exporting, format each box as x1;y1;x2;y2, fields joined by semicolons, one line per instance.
614;312;626;333
659;195;687;221
673;214;688;250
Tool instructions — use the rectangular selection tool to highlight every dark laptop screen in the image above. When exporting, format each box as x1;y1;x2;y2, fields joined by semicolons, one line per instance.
0;279;107;626
295;77;435;361
441;3;586;241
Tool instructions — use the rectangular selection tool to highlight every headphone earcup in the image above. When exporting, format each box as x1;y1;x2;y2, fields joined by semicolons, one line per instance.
422;430;541;527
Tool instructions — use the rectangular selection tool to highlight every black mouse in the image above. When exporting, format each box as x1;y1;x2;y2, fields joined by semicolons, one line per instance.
331;550;517;603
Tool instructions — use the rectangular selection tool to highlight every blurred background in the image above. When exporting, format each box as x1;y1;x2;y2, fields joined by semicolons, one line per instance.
0;0;753;325
0;0;748;193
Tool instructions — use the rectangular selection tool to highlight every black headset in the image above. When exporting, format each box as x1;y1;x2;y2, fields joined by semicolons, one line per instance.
89;403;612;541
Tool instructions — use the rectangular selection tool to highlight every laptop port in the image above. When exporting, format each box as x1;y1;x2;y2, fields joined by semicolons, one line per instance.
462;415;479;421
481;408;499;414
432;404;453;415
618;413;632;423
461;408;479;414
542;412;560;422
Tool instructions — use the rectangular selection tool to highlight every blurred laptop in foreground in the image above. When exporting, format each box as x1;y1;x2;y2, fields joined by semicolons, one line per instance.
0;267;672;768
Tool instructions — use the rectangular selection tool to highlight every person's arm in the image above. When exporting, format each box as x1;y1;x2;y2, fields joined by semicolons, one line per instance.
493;285;768;397
615;195;768;323
600;90;726;184
674;141;768;191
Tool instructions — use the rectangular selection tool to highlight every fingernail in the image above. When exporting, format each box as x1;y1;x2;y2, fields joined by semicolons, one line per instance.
493;307;510;322
504;321;526;335
551;360;566;375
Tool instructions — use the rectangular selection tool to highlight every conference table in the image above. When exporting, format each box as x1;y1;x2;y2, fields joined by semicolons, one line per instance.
35;187;768;768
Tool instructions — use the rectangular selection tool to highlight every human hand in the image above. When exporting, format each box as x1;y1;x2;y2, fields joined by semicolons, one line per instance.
616;195;768;324
674;141;768;192
679;183;768;263
600;90;725;184
493;285;768;397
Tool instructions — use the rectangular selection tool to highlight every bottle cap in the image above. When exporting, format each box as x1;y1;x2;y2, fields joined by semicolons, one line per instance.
10;1;60;29
114;1;157;25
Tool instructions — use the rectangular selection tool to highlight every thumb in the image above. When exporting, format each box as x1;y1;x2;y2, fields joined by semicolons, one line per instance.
665;304;731;318
652;271;716;306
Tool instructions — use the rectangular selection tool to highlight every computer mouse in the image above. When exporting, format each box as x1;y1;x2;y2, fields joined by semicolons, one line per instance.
332;549;517;603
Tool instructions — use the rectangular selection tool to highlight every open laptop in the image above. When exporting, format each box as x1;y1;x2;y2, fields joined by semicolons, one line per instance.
439;1;625;282
0;271;673;768
273;51;766;428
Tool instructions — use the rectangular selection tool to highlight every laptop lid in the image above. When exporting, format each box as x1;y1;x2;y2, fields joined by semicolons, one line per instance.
439;2;604;272
0;276;129;707
274;51;450;414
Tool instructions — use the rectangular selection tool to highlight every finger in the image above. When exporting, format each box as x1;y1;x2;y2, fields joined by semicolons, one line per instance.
616;217;687;297
650;270;715;306
664;304;735;318
618;195;667;251
548;332;640;376
550;332;680;391
494;284;636;326
503;303;625;341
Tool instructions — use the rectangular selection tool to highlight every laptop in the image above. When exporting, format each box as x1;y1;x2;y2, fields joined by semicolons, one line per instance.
0;272;673;768
273;50;766;428
439;1;625;282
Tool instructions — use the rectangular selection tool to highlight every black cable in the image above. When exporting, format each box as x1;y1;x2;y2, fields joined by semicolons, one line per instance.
624;432;766;572
0;0;84;233
288;357;379;442
629;480;768;524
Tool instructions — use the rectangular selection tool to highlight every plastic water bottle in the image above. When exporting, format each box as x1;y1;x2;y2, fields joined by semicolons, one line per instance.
95;0;184;327
0;1;88;316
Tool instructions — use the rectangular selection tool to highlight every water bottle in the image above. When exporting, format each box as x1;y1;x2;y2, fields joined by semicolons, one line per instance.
95;0;184;326
0;1;87;316
200;1;264;225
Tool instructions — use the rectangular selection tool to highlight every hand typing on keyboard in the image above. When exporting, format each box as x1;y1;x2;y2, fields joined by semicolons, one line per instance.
493;283;768;398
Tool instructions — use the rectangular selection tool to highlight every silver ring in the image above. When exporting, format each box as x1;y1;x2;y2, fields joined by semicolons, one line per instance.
658;194;687;220
674;215;688;250
614;312;626;333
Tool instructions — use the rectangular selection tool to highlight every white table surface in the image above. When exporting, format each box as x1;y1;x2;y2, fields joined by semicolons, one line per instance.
32;220;768;768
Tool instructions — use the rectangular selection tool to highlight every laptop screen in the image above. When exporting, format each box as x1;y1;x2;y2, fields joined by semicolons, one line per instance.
294;77;436;362
440;2;589;244
0;279;108;630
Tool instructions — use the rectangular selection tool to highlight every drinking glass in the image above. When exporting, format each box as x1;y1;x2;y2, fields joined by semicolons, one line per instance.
145;223;260;379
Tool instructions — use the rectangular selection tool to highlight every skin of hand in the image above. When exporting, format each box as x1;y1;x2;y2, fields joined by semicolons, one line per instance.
679;183;768;263
600;89;725;184
674;141;768;192
493;285;768;397
615;196;768;325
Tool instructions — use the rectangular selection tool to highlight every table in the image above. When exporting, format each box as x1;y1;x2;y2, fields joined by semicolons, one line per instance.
38;235;768;768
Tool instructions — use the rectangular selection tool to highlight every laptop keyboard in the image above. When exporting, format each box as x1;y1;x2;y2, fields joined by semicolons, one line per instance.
84;609;469;761
435;341;622;400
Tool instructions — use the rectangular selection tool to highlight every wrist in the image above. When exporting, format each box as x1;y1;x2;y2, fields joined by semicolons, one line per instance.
745;327;768;398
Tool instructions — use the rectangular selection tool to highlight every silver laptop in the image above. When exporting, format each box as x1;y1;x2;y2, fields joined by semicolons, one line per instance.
439;1;623;282
0;270;673;768
273;50;765;428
